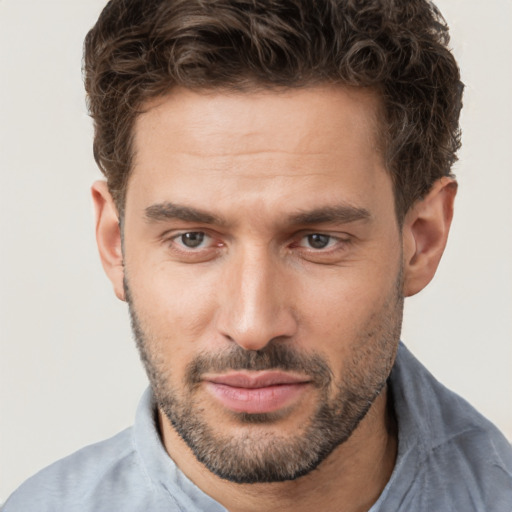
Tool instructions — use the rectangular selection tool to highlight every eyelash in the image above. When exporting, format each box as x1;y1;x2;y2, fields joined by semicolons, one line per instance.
163;230;352;261
295;234;346;251
171;232;217;250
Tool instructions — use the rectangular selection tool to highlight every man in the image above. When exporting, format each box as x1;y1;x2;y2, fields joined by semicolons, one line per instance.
3;0;512;510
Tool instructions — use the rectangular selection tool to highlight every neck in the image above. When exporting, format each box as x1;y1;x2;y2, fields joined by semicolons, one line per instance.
159;386;397;512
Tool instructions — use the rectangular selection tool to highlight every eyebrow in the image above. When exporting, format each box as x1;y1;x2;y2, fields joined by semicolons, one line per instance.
145;201;370;227
288;205;371;225
145;202;226;225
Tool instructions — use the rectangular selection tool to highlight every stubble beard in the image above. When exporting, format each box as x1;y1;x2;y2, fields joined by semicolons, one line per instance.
125;273;403;484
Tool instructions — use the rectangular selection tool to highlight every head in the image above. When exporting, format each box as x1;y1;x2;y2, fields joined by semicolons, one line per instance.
84;0;462;221
86;0;461;484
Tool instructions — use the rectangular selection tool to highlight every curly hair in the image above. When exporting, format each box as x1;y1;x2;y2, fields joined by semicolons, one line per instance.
83;0;463;219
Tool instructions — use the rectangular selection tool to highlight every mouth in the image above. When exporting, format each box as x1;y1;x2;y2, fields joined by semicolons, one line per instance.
203;371;312;414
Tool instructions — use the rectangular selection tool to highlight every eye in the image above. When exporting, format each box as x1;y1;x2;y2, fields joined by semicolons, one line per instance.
299;233;338;250
304;234;332;249
174;231;210;249
163;230;224;262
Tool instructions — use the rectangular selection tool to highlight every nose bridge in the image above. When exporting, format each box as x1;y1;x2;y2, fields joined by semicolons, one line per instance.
217;242;296;350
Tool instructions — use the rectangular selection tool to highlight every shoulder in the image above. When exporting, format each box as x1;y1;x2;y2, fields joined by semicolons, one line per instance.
387;344;512;511
2;428;156;512
425;425;512;508
422;395;512;510
400;427;512;511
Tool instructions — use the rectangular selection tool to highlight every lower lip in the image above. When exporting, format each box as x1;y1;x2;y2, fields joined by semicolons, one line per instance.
204;382;310;414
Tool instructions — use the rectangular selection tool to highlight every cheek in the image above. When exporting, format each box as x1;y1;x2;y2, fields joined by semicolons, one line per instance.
127;264;219;365
295;261;400;350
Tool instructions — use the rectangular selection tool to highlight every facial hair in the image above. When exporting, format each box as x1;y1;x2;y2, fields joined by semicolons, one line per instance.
125;272;403;484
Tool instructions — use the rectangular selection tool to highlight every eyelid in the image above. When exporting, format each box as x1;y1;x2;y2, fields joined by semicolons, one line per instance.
290;232;354;263
174;231;209;249
160;230;224;263
159;227;213;242
169;230;215;247
296;231;351;245
160;228;353;261
299;234;337;249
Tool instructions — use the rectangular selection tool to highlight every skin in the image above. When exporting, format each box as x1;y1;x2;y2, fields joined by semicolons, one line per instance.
92;85;456;512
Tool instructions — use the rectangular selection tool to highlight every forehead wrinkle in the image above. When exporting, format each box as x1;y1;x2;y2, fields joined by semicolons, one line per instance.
150;149;331;158
134;86;384;160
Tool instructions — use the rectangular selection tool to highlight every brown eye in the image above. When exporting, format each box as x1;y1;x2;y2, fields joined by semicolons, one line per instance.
180;232;206;248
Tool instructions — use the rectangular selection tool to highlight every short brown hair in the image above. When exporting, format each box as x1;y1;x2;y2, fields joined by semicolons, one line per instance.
84;0;463;219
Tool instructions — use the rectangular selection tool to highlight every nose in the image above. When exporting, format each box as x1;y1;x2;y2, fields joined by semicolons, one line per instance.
215;246;298;351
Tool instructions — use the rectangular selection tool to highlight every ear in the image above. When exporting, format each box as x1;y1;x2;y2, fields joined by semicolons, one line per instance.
91;181;126;302
402;177;457;297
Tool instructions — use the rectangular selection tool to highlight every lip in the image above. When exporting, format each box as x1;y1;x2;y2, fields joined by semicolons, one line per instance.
203;371;311;414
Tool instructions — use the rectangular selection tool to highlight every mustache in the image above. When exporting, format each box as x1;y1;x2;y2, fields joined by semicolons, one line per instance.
185;340;333;389
124;279;333;390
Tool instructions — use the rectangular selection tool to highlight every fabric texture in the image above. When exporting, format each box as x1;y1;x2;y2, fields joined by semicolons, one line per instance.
3;343;512;511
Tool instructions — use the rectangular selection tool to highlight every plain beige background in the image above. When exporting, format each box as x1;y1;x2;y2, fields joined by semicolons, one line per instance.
1;0;511;503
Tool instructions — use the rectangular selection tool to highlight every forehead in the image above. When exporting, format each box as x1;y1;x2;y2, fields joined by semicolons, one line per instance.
134;85;382;160
127;85;391;222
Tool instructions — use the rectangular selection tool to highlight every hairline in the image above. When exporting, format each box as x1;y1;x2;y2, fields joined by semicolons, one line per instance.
116;81;404;223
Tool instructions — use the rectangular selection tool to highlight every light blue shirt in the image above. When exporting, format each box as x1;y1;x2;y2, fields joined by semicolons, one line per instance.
4;344;512;511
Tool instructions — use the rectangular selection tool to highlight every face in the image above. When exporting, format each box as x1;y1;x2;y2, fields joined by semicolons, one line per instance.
122;86;404;483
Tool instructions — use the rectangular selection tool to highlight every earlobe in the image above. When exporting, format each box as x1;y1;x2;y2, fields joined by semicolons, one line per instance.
402;177;457;297
91;181;126;302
